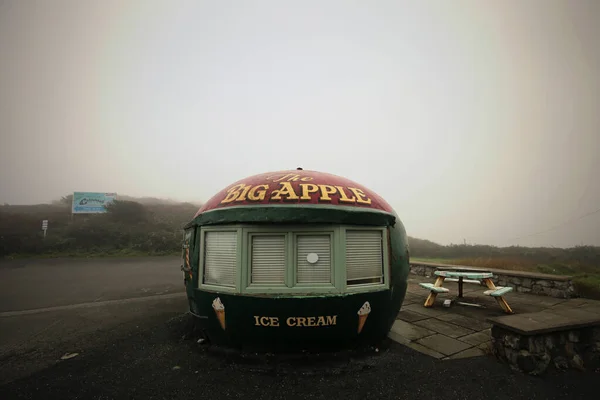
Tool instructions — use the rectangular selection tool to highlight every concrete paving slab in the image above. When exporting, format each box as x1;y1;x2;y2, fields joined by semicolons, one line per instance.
562;298;592;306
507;293;566;307
546;303;574;311
414;318;474;338
577;303;600;315
478;341;492;353
406;282;424;293
503;301;549;314
416;334;472;356
432;286;554;309
546;299;600;313
403;292;422;302
436;313;492;331
388;330;410;345
548;307;600;319
446;347;486;360
488;310;600;335
404;342;445;359
406;283;422;291
402;303;449;318
402;300;418;307
396;309;430;322
390;320;436;341
452;294;498;305
457;330;491;346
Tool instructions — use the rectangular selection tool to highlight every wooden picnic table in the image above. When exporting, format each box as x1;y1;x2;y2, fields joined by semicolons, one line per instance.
419;270;513;314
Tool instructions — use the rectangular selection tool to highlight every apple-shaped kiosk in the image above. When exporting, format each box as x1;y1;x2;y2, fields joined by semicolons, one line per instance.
181;169;410;352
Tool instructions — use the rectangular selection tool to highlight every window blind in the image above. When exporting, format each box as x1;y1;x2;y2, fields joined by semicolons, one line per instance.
251;235;286;284
204;231;237;287
346;230;383;285
296;235;331;284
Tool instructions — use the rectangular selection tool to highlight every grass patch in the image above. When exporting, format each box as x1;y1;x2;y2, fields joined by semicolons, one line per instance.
536;264;577;275
451;257;540;271
572;275;600;300
536;264;600;299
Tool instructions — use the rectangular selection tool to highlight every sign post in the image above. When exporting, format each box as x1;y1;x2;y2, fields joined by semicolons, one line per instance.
42;220;48;238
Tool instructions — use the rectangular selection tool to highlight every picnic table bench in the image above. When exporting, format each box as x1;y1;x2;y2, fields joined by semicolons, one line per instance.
418;270;514;314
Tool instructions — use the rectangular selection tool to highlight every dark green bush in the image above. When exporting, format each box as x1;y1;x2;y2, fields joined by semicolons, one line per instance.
0;198;198;257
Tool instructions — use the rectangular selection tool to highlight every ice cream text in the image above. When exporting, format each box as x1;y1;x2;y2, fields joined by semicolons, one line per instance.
253;315;337;327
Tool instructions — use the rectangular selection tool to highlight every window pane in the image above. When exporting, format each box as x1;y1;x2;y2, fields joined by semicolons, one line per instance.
297;235;331;284
346;230;383;285
204;231;237;287
251;235;286;284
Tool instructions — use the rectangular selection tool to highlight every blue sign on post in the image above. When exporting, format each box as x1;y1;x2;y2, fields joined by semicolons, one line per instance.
72;192;117;214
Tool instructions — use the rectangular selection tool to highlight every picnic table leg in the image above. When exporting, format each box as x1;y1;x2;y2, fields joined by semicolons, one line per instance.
482;278;513;314
424;276;445;308
458;276;463;298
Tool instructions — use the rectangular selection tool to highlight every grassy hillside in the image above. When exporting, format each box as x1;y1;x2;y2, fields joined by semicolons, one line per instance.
0;197;200;257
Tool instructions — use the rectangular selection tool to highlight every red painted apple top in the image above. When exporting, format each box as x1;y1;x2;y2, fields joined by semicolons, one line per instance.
194;170;394;218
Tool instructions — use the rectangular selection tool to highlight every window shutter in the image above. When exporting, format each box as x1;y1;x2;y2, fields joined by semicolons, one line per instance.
251;235;286;284
204;231;237;287
297;235;331;284
346;230;383;285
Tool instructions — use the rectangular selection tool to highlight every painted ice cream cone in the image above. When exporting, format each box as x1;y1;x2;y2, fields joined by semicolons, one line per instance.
212;297;226;330
357;301;371;334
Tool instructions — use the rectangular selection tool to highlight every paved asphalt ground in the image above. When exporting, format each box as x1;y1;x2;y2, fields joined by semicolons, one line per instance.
0;257;597;400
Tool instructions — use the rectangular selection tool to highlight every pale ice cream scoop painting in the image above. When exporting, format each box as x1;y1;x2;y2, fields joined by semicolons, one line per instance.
212;297;226;330
357;301;371;334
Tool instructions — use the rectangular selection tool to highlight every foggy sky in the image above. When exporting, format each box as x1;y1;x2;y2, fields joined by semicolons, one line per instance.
1;0;599;247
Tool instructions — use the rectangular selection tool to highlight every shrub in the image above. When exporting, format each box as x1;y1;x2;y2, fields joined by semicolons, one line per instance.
0;197;199;257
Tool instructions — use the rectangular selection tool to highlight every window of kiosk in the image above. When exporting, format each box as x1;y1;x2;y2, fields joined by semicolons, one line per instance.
198;225;389;294
345;230;385;287
244;228;336;293
200;229;240;292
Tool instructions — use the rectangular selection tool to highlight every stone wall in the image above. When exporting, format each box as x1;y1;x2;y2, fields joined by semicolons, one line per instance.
410;262;576;299
491;325;600;375
494;275;576;298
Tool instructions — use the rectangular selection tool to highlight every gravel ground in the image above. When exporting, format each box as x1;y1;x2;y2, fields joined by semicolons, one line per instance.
1;313;597;400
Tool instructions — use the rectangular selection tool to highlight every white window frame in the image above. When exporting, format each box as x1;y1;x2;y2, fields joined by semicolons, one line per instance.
197;224;390;295
342;226;389;293
293;232;335;288
198;227;241;293
248;232;288;287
